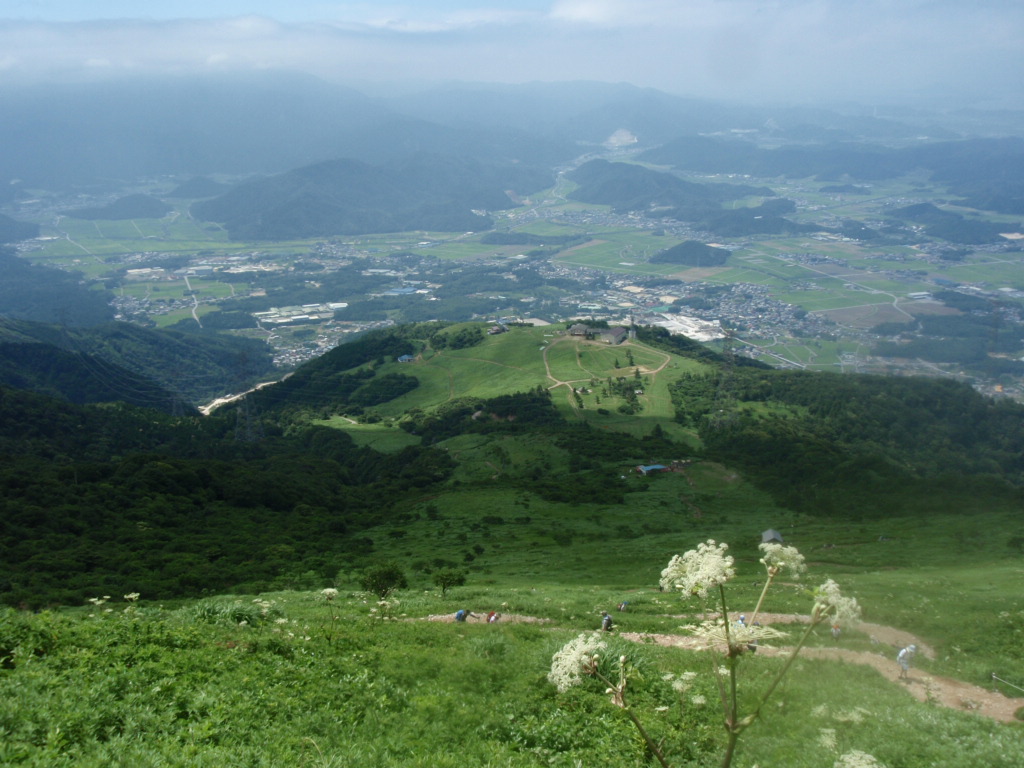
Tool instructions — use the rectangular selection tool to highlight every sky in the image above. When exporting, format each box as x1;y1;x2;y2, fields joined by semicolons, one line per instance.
2;1;1022;106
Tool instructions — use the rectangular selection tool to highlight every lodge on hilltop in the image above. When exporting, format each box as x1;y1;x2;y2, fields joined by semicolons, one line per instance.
568;324;628;344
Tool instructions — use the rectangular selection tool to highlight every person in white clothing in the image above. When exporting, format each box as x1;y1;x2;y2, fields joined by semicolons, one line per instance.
897;644;916;680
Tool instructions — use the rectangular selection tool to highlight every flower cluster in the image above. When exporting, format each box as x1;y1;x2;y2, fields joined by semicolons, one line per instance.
124;592;140;603
369;597;400;621
660;540;735;598
319;588;339;602
758;542;807;579
812;579;862;626
690;618;785;651
548;632;608;693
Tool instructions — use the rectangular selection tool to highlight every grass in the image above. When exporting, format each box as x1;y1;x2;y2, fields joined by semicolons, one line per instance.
2;534;1021;768
314;418;422;452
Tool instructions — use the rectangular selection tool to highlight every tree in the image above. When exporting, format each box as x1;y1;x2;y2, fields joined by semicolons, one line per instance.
432;567;467;597
360;561;408;599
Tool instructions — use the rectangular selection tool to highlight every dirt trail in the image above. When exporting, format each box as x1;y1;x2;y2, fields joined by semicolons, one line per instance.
620;613;1020;724
423;610;1020;722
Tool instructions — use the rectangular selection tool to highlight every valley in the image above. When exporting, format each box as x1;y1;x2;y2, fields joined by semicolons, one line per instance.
1;73;1023;767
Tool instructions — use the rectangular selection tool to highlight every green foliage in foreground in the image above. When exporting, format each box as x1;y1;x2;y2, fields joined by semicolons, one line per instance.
0;589;1020;768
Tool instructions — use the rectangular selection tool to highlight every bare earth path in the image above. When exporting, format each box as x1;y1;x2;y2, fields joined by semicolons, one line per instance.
620;613;1020;723
426;611;1019;722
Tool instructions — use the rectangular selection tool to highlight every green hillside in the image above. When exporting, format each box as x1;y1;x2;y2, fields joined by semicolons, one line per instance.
2;321;1023;766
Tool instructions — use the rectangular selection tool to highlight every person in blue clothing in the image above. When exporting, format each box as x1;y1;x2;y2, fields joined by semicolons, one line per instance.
455;609;476;622
600;611;614;632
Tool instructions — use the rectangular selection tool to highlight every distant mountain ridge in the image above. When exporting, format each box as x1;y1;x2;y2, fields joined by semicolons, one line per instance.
192;154;554;240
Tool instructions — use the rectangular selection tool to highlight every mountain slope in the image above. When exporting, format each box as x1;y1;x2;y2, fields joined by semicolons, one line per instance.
0;317;275;406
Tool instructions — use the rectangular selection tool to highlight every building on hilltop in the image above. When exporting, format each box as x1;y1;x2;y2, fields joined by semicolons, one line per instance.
637;464;669;476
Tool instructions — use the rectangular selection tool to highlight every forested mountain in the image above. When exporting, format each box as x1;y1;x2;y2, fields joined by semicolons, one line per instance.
568;159;772;214
649;240;731;266
666;363;1024;518
4;75;1000;192
639;136;1024;215
0;74;576;188
192;154;554;240
567;161;819;236
0;341;193;414
0;247;115;326
885;202;1016;244
4;322;1024;609
68;194;172;221
0;213;39;243
0;317;275;406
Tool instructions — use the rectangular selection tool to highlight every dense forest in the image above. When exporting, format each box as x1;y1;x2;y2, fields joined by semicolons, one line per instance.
0;315;276;406
669;367;1024;517
0;247;114;326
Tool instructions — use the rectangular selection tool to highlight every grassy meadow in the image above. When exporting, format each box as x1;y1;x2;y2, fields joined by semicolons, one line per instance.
3;488;1021;768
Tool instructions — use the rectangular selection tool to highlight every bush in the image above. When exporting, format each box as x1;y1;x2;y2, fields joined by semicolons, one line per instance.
360;562;408;599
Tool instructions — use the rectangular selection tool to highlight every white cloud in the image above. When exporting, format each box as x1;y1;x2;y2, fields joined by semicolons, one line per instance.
0;2;1020;105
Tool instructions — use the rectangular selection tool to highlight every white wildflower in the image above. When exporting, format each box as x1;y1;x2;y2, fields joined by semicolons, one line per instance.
660;540;735;597
320;588;339;602
812;580;862;626
819;728;838;751
671;677;691;693
124;592;140;602
690;694;706;706
834;750;886;768
548;632;608;693
758;542;807;579
690;618;785;648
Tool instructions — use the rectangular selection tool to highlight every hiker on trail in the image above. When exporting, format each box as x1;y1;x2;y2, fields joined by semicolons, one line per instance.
487;611;499;623
737;614;747;627
831;624;841;642
897;644;916;679
601;611;614;632
455;609;477;623
618;601;629;612
747;621;761;653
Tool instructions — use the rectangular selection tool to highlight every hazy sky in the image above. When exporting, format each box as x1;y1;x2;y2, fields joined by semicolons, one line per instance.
2;1;1022;105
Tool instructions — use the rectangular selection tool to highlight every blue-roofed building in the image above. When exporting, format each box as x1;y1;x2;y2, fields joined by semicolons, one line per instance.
636;464;669;476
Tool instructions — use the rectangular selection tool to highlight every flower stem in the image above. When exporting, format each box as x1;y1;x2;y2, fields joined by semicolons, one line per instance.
748;572;775;626
749;618;820;724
